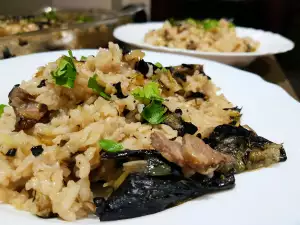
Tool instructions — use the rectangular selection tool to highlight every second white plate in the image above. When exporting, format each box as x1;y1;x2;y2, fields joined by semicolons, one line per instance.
114;22;295;66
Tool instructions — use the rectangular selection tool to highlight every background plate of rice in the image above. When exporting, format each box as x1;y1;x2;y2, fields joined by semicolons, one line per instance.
0;50;300;225
114;22;295;66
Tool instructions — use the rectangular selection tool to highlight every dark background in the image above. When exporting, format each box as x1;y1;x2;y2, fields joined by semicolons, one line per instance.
150;0;300;98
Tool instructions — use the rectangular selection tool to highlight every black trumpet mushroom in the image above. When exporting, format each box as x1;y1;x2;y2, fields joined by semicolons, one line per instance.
205;124;287;173
95;150;235;221
163;110;198;136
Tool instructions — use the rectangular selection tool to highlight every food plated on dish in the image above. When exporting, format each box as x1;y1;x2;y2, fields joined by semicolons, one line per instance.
113;21;294;66
0;43;287;222
144;18;260;53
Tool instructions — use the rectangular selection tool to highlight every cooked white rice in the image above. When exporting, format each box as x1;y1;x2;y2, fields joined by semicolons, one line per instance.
144;19;260;52
0;42;237;221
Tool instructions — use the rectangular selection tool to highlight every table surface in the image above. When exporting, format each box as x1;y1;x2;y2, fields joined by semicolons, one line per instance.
244;56;299;101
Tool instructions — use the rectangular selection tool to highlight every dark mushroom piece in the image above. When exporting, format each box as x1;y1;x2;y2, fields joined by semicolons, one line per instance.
6;148;17;157
185;91;207;101
134;60;158;77
205;125;287;173
167;64;211;84
163;111;198;136
113;82;127;99
97;148;235;221
95;172;235;221
2;47;15;59
8;85;50;131
37;79;46;88
31;145;44;157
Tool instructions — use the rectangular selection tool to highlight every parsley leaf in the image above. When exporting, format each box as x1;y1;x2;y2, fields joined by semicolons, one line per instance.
43;11;57;21
141;101;167;124
154;62;168;73
76;15;94;23
186;18;197;26
203;19;219;30
51;50;77;88
88;74;110;100
132;82;163;104
154;62;163;68
0;104;7;117
80;56;87;61
99;139;123;152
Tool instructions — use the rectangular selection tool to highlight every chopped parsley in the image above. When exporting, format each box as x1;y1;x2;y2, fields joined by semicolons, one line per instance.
51;50;77;88
141;101;167;124
88;75;110;100
132;82;167;124
203;19;219;30
154;62;163;68
229;21;235;28
168;18;176;26
0;104;7;117
99;139;123;152
76;15;94;23
154;62;168;73
43;11;57;21
132;82;163;104
80;56;87;61
186;18;198;26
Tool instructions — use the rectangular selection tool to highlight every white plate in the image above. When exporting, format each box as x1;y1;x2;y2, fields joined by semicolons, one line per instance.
113;22;295;66
0;50;300;225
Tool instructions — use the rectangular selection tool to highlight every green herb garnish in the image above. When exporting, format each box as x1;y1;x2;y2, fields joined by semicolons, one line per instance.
0;104;7;117
154;62;168;73
141;101;167;124
203;19;219;30
168;18;180;26
154;62;163;68
80;56;87;61
186;18;197;26
76;15;94;23
132;82;163;104
88;74;110;100
99;139;123;152
43;11;57;21
51;50;77;88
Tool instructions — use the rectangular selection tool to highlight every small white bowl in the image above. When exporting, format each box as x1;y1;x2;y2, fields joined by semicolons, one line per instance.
114;22;295;66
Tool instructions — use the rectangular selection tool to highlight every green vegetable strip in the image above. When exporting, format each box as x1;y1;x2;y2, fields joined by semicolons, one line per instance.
0;104;7;117
88;75;111;100
99;139;124;152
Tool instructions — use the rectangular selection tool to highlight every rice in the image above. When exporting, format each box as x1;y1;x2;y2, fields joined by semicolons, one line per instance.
144;19;260;53
0;42;237;221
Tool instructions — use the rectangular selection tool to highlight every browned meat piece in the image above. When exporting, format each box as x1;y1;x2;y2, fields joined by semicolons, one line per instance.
151;132;184;167
182;134;234;175
8;85;49;131
151;132;234;175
